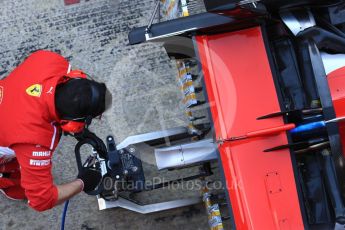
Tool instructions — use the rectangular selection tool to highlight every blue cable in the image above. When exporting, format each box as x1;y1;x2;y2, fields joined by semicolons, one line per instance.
61;200;70;230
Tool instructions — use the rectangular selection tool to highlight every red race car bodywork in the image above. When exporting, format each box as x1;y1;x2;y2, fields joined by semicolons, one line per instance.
196;27;304;229
125;1;345;229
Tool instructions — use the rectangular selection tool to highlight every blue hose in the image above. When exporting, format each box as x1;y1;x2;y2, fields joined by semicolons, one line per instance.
290;121;326;134
61;200;70;230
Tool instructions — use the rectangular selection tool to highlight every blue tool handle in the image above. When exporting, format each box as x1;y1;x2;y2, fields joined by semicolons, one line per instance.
290;121;326;134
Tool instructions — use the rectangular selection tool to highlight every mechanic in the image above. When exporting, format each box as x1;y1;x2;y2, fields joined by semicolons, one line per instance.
0;50;111;211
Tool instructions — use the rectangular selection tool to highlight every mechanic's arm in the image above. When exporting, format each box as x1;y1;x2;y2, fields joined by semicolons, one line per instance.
55;180;83;206
13;144;83;211
56;167;101;205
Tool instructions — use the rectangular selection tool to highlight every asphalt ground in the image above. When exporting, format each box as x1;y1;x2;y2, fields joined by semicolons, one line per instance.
0;0;218;229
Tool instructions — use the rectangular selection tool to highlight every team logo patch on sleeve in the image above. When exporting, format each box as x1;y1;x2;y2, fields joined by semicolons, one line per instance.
26;84;42;97
29;159;50;166
0;86;3;104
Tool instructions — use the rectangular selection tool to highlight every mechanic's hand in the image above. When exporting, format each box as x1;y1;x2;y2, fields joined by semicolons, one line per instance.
77;168;102;192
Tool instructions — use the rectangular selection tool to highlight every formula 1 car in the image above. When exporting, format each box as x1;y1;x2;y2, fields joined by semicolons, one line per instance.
77;0;345;229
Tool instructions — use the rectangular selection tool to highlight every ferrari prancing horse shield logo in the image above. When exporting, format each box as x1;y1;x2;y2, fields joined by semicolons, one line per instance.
26;84;42;97
0;86;3;104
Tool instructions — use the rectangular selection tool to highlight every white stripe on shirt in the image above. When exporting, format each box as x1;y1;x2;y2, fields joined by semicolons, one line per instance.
50;123;57;150
67;64;71;74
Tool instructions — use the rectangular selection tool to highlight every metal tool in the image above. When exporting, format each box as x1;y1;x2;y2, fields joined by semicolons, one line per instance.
265;138;326;152
264;116;345;151
257;108;323;120
145;0;160;34
294;142;330;154
218;124;295;143
264;138;327;152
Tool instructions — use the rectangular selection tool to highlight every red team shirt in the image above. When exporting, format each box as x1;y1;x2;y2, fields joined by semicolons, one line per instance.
0;50;69;211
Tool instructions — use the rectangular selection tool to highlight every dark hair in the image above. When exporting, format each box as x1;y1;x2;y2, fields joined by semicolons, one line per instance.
55;78;106;120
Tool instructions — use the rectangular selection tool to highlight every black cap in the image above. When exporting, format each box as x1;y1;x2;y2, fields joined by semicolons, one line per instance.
55;78;106;120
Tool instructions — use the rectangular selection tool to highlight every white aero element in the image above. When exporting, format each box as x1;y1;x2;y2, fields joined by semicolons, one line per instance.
116;127;188;150
98;197;201;213
280;10;316;36
321;52;345;75
154;138;218;170
0;147;15;164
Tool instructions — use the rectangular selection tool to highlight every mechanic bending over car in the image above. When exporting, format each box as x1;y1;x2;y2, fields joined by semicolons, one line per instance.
0;50;112;211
